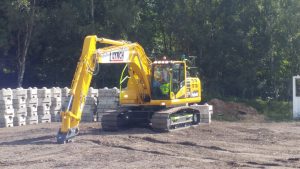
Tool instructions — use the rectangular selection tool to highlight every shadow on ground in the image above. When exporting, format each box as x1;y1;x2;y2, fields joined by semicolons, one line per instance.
0;135;55;145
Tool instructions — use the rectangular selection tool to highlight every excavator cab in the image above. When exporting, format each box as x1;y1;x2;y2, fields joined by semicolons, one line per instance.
151;61;186;100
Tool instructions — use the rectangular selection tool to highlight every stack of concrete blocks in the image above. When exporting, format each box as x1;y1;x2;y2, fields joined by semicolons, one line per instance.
37;87;51;123
97;87;120;122
50;87;62;122
61;87;70;111
0;89;14;127
191;104;213;124
81;87;98;122
12;88;27;126
26;87;38;125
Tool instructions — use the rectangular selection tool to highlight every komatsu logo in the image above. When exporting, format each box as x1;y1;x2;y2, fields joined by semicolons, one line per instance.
110;51;124;61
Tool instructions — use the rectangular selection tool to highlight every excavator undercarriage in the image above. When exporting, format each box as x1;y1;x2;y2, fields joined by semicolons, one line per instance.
101;105;201;132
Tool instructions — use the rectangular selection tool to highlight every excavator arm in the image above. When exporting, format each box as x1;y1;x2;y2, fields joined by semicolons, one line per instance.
57;35;152;143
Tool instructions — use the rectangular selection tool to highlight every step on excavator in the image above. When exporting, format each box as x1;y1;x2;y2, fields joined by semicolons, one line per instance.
57;35;205;144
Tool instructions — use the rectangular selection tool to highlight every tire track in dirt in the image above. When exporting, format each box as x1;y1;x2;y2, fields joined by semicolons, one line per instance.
0;158;56;167
127;136;296;168
85;139;227;164
88;139;173;156
129;136;235;153
246;161;281;167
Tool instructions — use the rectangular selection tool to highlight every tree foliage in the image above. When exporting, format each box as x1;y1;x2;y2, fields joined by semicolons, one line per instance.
0;0;299;100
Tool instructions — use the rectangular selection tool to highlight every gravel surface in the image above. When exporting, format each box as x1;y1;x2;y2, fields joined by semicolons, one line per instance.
0;121;300;169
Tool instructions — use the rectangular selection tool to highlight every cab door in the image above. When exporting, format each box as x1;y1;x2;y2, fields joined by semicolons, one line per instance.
170;63;186;99
151;64;171;100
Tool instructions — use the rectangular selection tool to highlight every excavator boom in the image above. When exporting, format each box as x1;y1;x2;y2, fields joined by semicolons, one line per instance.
57;36;152;143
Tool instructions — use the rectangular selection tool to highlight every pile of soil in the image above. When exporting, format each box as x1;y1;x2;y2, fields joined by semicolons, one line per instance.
208;98;264;122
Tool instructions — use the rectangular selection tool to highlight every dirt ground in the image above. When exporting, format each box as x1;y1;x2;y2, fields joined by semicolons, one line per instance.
0;121;300;169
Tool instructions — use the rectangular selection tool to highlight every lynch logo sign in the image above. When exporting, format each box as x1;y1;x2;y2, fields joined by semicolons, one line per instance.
98;47;130;63
110;51;124;61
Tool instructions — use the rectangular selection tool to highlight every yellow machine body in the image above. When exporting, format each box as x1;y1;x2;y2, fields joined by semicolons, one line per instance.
58;35;201;142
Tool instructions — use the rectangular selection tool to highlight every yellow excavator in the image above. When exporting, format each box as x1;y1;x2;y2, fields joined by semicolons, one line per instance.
57;35;202;144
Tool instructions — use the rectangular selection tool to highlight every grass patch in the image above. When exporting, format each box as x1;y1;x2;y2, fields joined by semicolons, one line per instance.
212;113;241;121
244;99;292;121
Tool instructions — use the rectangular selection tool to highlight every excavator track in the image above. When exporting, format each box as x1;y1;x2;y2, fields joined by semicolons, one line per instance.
101;106;201;132
151;106;200;131
101;109;130;131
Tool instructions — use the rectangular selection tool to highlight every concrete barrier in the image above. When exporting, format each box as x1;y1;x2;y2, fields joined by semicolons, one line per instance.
26;87;38;125
37;88;51;123
82;87;98;122
96;87;119;122
0;88;14;127
191;104;213;124
12;88;27;126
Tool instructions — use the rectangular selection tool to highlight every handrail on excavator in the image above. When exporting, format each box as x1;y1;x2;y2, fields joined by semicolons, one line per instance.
96;37;128;46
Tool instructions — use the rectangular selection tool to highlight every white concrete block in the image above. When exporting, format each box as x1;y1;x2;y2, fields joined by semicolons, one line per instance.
98;87;119;96
96;108;106;113
86;97;97;105
38;98;51;104
13;88;27;99
0;88;13;97
14;106;27;114
51;97;61;106
27;98;38;104
38;110;50;115
0;104;13;111
50;106;61;111
88;87;98;97
27;108;37;116
50;109;60;115
97;103;118;109
27;103;38;111
52;98;62;104
0;116;14;127
13;115;26;126
13;98;26;105
37;87;51;98
27;87;38;99
51;114;61;122
51;87;61;98
98;88;111;97
83;105;96;114
96;114;103;122
38;114;51;123
0;97;13;105
27;87;37;94
26;115;38;125
38;105;50;111
189;104;213;124
13;103;26;109
50;110;61;122
0;114;14;120
14;108;27;116
112;87;120;96
190;104;213;114
200;112;211;119
0;109;14;116
38;102;51;109
61;87;70;97
98;97;118;103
